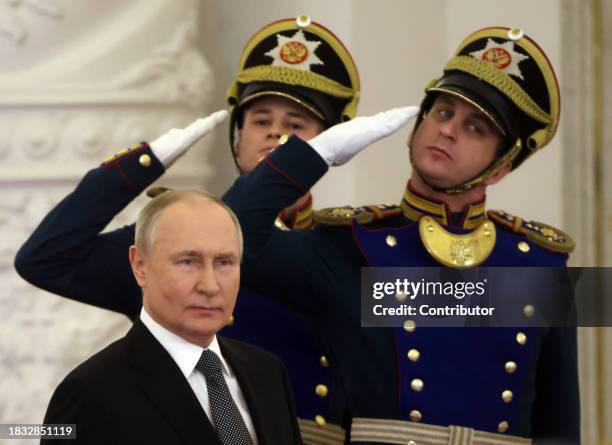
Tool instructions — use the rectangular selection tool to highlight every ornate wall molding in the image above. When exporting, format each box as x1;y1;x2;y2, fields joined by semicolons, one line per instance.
0;1;211;109
0;108;213;180
112;15;212;109
0;1;214;438
0;0;64;45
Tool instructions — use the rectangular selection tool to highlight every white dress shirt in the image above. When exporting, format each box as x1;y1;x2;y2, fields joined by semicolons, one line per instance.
140;308;258;444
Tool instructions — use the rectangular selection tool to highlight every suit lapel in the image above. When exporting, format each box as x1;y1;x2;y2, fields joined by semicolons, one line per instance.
219;337;277;445
126;320;219;445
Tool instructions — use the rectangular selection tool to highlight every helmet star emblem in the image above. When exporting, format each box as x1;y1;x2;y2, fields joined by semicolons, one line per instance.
265;29;324;70
469;39;529;80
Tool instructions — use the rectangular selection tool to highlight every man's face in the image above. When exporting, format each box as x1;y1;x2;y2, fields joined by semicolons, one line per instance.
130;198;241;347
234;95;324;172
409;94;504;189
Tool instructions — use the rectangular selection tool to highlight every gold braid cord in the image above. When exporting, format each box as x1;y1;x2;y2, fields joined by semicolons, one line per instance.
444;56;552;125
236;66;355;99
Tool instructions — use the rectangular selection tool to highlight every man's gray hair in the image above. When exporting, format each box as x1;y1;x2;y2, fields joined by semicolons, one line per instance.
135;189;243;260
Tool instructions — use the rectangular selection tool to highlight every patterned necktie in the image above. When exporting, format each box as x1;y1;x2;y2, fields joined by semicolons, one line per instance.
195;349;254;445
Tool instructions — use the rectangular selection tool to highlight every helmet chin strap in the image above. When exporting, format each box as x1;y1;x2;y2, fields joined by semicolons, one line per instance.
410;157;491;194
409;138;522;195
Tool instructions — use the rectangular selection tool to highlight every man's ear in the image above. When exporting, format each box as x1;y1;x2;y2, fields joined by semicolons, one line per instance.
484;162;511;186
129;245;147;288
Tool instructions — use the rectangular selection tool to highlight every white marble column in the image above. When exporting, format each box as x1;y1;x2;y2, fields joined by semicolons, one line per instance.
561;0;612;443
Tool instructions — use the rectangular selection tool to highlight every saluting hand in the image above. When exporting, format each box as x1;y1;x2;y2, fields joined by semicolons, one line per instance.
150;109;229;168
308;106;419;166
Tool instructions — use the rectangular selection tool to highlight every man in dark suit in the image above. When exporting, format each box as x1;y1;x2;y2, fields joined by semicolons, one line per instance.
42;190;302;445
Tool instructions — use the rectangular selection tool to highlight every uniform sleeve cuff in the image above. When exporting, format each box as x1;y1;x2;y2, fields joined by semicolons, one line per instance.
265;135;328;192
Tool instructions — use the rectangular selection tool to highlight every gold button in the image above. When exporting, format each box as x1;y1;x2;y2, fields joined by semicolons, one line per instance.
396;291;407;302
320;355;329;368
315;384;328;397
278;134;289;145
523;304;535;318
501;390;513;403
139;154;152;167
516;332;527;345
227;315;234;326
409;410;422;422
386;235;397;247
505;361;517;374
426;224;434;233
407;349;420;362
517;241;530;253
497;421;509;433
410;378;424;392
315;415;326;427
403;320;416;332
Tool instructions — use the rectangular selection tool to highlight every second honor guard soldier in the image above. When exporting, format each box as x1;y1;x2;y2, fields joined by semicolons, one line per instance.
15;17;360;443
223;28;579;443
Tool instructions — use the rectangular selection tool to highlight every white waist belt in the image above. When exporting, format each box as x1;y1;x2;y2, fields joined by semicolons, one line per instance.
350;418;532;445
299;418;346;445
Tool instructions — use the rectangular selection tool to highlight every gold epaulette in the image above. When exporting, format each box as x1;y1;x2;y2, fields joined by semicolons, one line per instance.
101;143;146;166
488;210;575;253
314;204;401;226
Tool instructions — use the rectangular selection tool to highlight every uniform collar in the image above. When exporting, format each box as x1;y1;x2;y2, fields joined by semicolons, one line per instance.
400;182;487;230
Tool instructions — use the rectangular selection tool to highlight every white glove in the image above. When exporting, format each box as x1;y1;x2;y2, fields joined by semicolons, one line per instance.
150;109;228;168
308;106;419;166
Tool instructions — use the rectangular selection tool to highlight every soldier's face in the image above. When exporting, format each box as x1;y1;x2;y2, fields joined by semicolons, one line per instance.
130;198;241;348
409;94;503;189
234;96;324;173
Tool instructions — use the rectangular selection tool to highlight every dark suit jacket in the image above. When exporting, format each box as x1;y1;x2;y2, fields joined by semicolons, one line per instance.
41;320;302;445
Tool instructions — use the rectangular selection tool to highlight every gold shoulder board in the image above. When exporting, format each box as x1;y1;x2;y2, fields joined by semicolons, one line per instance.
101;143;144;166
314;204;401;226
488;210;575;253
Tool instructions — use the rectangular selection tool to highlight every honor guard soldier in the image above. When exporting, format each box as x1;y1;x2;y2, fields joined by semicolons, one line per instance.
15;16;360;444
223;27;579;444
